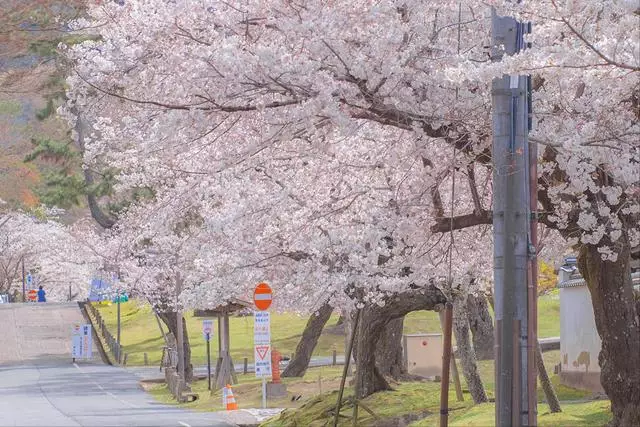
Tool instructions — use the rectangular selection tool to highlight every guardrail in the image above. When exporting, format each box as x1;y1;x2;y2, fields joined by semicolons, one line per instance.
85;302;125;364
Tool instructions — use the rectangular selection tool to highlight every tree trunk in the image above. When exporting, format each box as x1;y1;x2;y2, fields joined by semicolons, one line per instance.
453;298;488;404
578;241;640;426
466;293;494;360
282;302;333;377
375;317;406;379
355;306;394;398
353;285;446;399
157;311;194;383
536;342;561;413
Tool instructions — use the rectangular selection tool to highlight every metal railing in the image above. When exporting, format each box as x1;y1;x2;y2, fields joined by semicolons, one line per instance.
85;302;124;364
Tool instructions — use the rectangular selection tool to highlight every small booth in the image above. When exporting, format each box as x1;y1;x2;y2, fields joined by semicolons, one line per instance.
194;298;251;389
403;333;443;378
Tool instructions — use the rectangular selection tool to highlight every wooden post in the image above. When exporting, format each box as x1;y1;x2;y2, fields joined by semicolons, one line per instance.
144;352;149;366
439;310;464;402
123;353;128;366
333;309;360;427
332;350;337;366
440;302;453;427
243;357;248;374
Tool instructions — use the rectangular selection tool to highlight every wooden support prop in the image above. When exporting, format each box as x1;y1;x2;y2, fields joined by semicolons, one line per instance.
332;350;337;366
243;357;248;374
144;352;149;366
439;310;464;402
333;309;360;427
440;302;453;427
123;353;128;366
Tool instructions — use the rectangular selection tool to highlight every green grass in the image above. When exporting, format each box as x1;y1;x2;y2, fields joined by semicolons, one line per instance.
444;400;611;427
95;302;344;366
401;290;560;339
94;293;560;367
147;365;345;412
260;349;604;426
0;100;22;115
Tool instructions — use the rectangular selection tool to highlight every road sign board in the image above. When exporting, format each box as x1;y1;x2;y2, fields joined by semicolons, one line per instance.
254;311;271;344
254;345;272;377
253;282;272;311
254;310;272;378
202;319;213;340
26;272;32;287
72;323;92;359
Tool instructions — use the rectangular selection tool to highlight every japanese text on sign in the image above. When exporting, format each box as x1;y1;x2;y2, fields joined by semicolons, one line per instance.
72;324;92;359
254;311;271;344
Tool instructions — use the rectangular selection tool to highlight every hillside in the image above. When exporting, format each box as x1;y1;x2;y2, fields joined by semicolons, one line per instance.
0;0;84;213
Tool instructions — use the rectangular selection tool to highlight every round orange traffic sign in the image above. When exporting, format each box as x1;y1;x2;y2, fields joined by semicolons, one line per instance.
253;282;272;311
28;290;37;302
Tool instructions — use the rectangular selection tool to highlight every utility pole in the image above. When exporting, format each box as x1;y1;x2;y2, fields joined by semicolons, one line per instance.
491;8;535;427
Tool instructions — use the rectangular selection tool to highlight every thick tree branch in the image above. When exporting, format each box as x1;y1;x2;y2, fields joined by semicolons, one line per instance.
467;163;484;214
430;210;492;233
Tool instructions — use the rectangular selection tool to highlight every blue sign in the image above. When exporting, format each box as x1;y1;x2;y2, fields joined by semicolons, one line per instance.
88;277;111;302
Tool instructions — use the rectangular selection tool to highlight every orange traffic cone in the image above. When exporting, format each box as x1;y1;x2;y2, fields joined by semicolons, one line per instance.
225;384;238;410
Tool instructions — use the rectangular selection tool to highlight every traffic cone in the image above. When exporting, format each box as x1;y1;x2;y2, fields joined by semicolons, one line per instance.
225;384;238;410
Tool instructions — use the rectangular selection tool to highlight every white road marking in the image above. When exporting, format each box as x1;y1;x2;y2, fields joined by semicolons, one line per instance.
178;422;191;427
73;363;139;408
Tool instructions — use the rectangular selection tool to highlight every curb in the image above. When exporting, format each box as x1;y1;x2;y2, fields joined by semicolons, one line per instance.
214;409;285;427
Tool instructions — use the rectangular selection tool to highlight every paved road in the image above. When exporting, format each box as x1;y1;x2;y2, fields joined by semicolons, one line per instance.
0;303;233;427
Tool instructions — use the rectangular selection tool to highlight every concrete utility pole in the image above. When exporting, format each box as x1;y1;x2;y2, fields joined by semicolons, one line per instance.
491;8;535;427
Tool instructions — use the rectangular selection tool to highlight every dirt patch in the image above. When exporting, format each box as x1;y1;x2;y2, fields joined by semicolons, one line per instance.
370;410;432;427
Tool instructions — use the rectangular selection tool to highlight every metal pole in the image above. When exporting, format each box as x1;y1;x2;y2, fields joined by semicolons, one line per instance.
176;275;185;381
207;333;212;391
491;8;533;426
116;288;121;350
261;377;267;409
22;258;26;302
440;302;453;427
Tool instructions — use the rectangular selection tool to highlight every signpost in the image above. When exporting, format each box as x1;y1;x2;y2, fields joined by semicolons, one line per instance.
203;319;214;390
253;283;272;408
72;323;92;362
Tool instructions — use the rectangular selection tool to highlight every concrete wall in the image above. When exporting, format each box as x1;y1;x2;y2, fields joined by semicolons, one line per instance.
559;285;603;392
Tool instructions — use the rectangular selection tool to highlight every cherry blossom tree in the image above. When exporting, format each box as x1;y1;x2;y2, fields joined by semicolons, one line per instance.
61;0;639;419
0;208;98;301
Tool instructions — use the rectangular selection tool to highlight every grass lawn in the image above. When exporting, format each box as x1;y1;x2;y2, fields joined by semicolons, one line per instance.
146;365;346;412
258;350;609;426
94;291;560;367
145;349;609;426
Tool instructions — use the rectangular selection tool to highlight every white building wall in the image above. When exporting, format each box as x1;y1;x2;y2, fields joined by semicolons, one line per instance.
559;286;602;374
